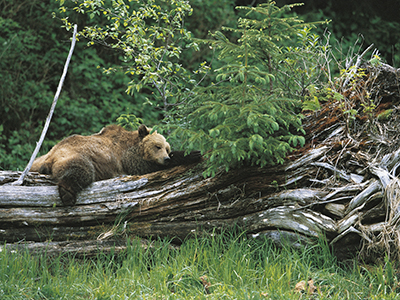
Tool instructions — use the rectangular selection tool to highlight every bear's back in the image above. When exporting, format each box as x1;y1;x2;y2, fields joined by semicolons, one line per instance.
31;125;139;175
49;125;138;154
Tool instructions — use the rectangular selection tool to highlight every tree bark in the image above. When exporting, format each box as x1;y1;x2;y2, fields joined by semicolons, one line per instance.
1;62;399;260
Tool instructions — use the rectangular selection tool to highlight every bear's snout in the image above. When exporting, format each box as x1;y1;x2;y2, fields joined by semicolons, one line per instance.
154;155;170;165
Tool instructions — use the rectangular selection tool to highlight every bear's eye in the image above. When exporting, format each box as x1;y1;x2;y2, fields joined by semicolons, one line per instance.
155;145;162;150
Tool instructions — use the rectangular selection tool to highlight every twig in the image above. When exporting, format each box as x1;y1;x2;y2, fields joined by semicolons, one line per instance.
342;43;374;89
12;24;78;186
0;34;17;61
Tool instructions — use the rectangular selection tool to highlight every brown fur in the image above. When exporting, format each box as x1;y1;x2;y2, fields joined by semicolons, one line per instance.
31;124;200;206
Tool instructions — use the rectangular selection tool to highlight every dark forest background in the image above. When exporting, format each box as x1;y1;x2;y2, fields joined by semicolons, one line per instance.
1;0;399;170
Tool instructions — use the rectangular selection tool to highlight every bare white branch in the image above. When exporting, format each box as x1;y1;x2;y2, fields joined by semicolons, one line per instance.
12;24;78;186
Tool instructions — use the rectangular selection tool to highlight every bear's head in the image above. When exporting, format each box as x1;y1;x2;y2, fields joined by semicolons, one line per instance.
138;125;171;165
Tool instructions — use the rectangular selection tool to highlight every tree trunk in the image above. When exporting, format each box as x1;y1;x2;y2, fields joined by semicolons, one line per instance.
1;62;399;260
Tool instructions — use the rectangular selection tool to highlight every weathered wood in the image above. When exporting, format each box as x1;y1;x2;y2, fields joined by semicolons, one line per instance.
0;146;354;257
0;143;389;259
0;152;336;241
0;145;390;259
1;62;400;260
0;238;173;258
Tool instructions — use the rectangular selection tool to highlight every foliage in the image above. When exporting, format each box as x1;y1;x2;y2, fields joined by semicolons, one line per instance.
58;0;209;114
326;55;383;134
281;26;332;95
301;85;322;111
1;232;400;299
0;0;240;171
116;113;143;131
163;1;327;176
278;0;400;68
54;0;329;177
0;0;154;170
2;0;397;173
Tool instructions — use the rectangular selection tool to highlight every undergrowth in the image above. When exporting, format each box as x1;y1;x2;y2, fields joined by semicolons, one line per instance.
1;232;399;299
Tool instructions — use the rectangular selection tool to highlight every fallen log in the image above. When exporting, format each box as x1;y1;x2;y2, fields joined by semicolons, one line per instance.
0;156;327;240
1;62;400;261
0;144;383;259
0;148;336;251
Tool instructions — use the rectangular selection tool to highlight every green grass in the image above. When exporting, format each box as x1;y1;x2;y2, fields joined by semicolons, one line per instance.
0;232;399;299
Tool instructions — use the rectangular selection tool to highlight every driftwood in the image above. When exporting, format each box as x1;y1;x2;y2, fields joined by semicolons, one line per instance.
1;62;400;260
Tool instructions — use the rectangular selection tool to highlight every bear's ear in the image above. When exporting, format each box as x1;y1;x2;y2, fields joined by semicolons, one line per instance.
138;124;150;138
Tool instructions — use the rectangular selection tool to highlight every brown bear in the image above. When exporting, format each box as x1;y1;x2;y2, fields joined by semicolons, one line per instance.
31;124;201;206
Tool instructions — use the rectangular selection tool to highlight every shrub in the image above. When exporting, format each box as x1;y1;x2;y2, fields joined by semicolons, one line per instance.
163;1;325;176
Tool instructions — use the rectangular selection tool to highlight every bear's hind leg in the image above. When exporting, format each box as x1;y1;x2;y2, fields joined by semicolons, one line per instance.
52;157;95;206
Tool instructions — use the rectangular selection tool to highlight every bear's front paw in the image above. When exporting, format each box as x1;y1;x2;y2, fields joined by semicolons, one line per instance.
58;185;77;206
